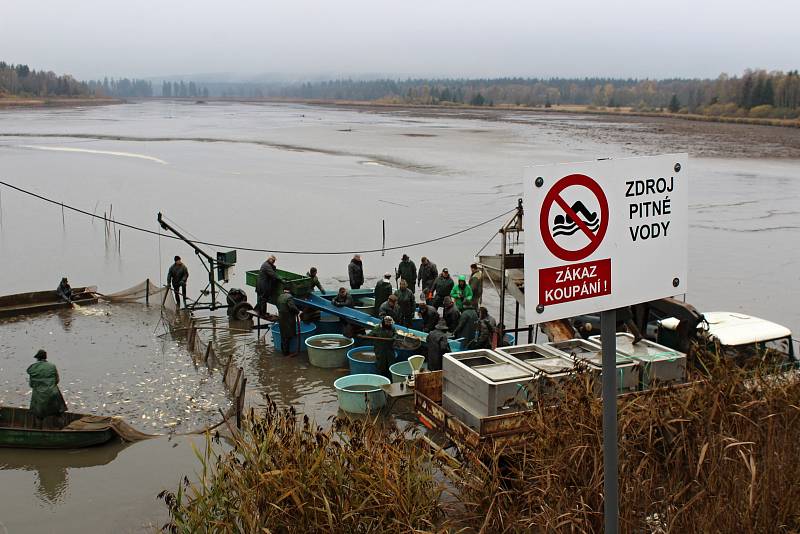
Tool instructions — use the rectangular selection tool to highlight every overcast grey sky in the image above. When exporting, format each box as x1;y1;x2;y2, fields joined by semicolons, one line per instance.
2;0;797;81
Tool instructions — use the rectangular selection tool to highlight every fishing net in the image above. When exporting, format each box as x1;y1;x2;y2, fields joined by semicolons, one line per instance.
104;280;170;305
64;415;157;442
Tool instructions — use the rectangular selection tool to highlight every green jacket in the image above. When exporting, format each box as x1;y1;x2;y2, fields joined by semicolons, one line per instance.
374;280;393;314
396;259;417;287
276;293;300;338
450;283;473;311
368;324;396;377
27;360;67;419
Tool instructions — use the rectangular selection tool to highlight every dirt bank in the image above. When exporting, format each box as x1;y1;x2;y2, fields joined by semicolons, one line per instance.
0;96;123;109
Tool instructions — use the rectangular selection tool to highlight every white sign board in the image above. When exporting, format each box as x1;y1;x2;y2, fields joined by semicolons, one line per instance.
523;154;688;324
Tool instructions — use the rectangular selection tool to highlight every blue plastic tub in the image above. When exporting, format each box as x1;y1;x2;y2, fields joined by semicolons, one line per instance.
305;334;354;368
394;338;421;362
347;346;379;374
334;374;390;413
271;322;317;353
389;361;413;383
314;313;343;335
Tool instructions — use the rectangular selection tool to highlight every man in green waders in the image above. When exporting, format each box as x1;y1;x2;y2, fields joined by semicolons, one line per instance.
276;288;300;355
27;350;67;422
369;315;396;379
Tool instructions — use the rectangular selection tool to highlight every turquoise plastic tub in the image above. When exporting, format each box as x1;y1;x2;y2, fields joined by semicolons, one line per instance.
347;346;379;374
305;334;354;368
314;313;343;335
334;374;390;413
389;361;413;383
271;322;317;353
354;297;376;316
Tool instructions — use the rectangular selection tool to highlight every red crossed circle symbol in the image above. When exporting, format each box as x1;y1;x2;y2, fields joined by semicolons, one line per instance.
539;173;609;262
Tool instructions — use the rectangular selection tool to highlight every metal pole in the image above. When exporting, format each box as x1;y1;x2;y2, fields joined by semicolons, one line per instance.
145;278;150;306
499;229;507;333
600;309;618;534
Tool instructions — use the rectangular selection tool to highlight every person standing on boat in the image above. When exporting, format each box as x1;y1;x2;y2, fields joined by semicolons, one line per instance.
307;267;326;295
27;350;67;420
396;254;417;289
373;272;393;315
348;255;364;290
417;300;440;333
369;315;396;379
468;263;483;305
56;277;72;303
256;255;278;315
431;268;454;309
450;275;473;312
332;287;354;308
417;257;438;297
425;319;451;372
276;288;300;355
394;279;416;327
378;294;401;323
167;256;189;308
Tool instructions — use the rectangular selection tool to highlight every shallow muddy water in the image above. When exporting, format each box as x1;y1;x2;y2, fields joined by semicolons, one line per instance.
0;100;798;532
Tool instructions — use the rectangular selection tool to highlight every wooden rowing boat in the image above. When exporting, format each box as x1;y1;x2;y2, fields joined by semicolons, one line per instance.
0;287;99;319
0;406;117;449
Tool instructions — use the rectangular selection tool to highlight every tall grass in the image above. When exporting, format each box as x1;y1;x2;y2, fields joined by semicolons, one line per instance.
161;354;800;533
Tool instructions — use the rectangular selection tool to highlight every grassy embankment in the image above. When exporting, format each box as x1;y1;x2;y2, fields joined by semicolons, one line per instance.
159;354;800;533
0;95;122;108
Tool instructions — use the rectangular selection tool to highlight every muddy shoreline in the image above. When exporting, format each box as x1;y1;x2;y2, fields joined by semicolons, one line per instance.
0;96;123;109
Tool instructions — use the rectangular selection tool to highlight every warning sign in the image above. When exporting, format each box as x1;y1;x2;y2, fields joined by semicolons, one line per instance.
523;154;688;324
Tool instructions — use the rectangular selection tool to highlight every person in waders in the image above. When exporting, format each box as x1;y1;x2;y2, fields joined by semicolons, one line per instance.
27;350;67;423
276;288;300;355
167;256;189;308
369;315;397;379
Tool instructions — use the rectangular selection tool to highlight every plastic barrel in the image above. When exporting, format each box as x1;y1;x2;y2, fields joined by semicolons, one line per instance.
305;334;354;368
347;346;379;374
333;374;390;413
354;297;376;317
389;361;413;383
271;322;317;353
315;312;343;335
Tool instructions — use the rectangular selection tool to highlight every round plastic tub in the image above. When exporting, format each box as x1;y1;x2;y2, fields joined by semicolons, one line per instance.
271;322;317;353
334;374;390;413
314;312;343;335
305;334;354;368
389;361;413;383
347;346;379;374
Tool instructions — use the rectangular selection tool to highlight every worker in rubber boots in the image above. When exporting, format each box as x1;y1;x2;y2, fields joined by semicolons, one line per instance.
276;288;300;355
348;255;364;290
307;267;325;295
425;319;451;372
256;255;278;315
469;307;497;349
417;256;438;296
453;299;479;347
396;254;417;289
468;263;483;304
374;272;393;315
417;300;440;333
431;268;454;309
394;279;416;327
27;349;67;422
167;256;189;308
369;316;397;379
450;275;473;312
442;296;461;332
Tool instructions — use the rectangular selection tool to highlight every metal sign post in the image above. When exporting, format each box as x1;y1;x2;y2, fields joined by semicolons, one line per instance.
600;309;618;534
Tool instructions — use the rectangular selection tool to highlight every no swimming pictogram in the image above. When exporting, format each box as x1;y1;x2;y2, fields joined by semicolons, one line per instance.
540;174;609;262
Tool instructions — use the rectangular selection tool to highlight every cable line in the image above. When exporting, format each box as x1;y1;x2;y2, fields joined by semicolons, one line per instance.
0;180;515;255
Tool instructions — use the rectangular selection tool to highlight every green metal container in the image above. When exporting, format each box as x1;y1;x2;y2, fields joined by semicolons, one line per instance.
245;269;315;303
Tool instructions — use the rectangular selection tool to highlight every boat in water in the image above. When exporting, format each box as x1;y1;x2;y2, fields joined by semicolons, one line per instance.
0;286;99;319
0;406;118;449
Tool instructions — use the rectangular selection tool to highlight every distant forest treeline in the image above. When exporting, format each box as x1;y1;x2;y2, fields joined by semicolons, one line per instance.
87;78;154;98
178;69;800;119
0;62;91;97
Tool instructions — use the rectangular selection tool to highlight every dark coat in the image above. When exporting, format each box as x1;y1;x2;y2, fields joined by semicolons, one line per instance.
27;360;67;419
418;261;438;291
56;280;72;302
307;272;325;294
257;261;278;297
348;259;364;289
276;292;299;338
453;307;479;344
333;292;354;308
394;287;415;323
469;317;496;350
374;280;393;314
378;300;401;322
469;270;483;302
369;324;396;378
418;305;440;332
167;263;188;287
425;329;450;371
443;305;461;332
396;259;417;288
431;275;454;304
